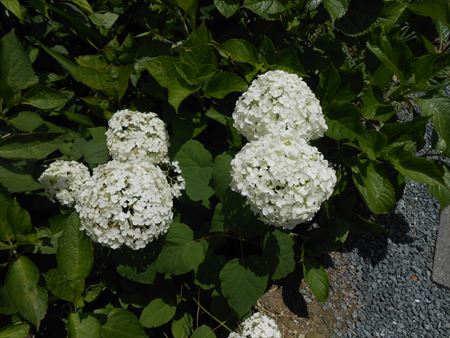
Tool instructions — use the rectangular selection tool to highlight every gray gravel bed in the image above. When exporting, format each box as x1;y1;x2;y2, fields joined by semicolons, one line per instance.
331;181;450;338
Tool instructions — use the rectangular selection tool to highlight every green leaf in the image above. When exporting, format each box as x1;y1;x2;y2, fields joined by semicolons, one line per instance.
428;165;450;209
7;197;32;235
214;0;240;18
303;256;329;303
44;268;84;302
0;193;14;242
0;133;66;160
57;213;93;279
388;151;446;188
206;72;248;99
205;108;227;126
409;0;449;25
417;98;450;156
220;39;259;66
367;39;403;80
0;323;30;338
155;223;206;275
0;30;38;90
40;45;131;100
0;0;23;21
192;325;216;338
4;256;48;328
100;308;147;338
72;127;109;168
212;152;232;199
0;163;41;193
323;0;349;22
23;86;69;110
220;258;268;317
174;140;214;201
70;0;93;13
334;0;383;36
263;230;295;280
171;309;193;338
140;298;176;328
0;286;16;314
143;56;197;111
352;161;396;214
325;104;366;145
243;0;288;19
9;111;44;132
68;313;101;338
89;12;119;29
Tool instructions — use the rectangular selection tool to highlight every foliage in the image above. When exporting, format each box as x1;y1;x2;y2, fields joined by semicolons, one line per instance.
0;0;449;336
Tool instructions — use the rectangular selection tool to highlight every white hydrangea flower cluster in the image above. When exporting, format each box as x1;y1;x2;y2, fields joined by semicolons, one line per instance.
75;161;181;250
106;109;169;163
231;70;336;229
233;70;327;142
38;160;90;207
39;109;185;250
231;133;336;229
228;312;281;338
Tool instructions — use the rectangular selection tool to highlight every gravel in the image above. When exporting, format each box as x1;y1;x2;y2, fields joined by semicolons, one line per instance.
332;181;450;337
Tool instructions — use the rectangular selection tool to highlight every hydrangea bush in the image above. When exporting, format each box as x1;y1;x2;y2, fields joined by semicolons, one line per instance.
0;0;449;337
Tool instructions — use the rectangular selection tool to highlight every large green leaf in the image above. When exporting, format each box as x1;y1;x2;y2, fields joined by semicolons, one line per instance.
174;140;214;201
352;161;396;214
40;44;131;100
4;256;48;328
263;230;295;280
211;152;232;199
155;223;206;275
323;0;349;22
140;298;176;328
219;39;259;66
0;191;32;242
143;56;197;111
214;0;240;18
243;0;288;19
0;133;66;160
9;111;44;132
0;163;41;193
0;0;23;21
68;313;101;338
23;86;69;110
409;0;449;25
334;0;383;36
0;323;30;338
0;30;38;90
205;72;248;99
192;325;216;338
417;97;450;156
99;308;147;338
428;165;450;209
44;268;84;302
171;308;193;338
57;213;93;279
220;258;268;317
303;256;329;303
388;151;446;188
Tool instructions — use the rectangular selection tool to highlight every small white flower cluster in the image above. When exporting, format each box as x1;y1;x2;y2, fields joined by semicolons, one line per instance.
233;70;327;141
38;160;90;207
106;109;169;163
39;110;185;250
75;161;179;250
228;312;281;338
231;70;336;229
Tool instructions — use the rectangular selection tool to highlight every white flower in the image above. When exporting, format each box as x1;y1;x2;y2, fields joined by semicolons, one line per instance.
106;109;169;163
231;132;336;229
228;312;281;338
233;70;327;141
75;160;183;250
39;160;90;207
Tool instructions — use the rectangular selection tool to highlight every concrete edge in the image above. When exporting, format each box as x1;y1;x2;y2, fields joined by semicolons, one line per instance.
432;206;450;289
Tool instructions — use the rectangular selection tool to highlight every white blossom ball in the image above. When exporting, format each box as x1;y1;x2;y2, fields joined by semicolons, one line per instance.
75;160;183;250
231;132;336;229
228;313;281;338
39;160;90;207
233;70;327;141
106;109;169;163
